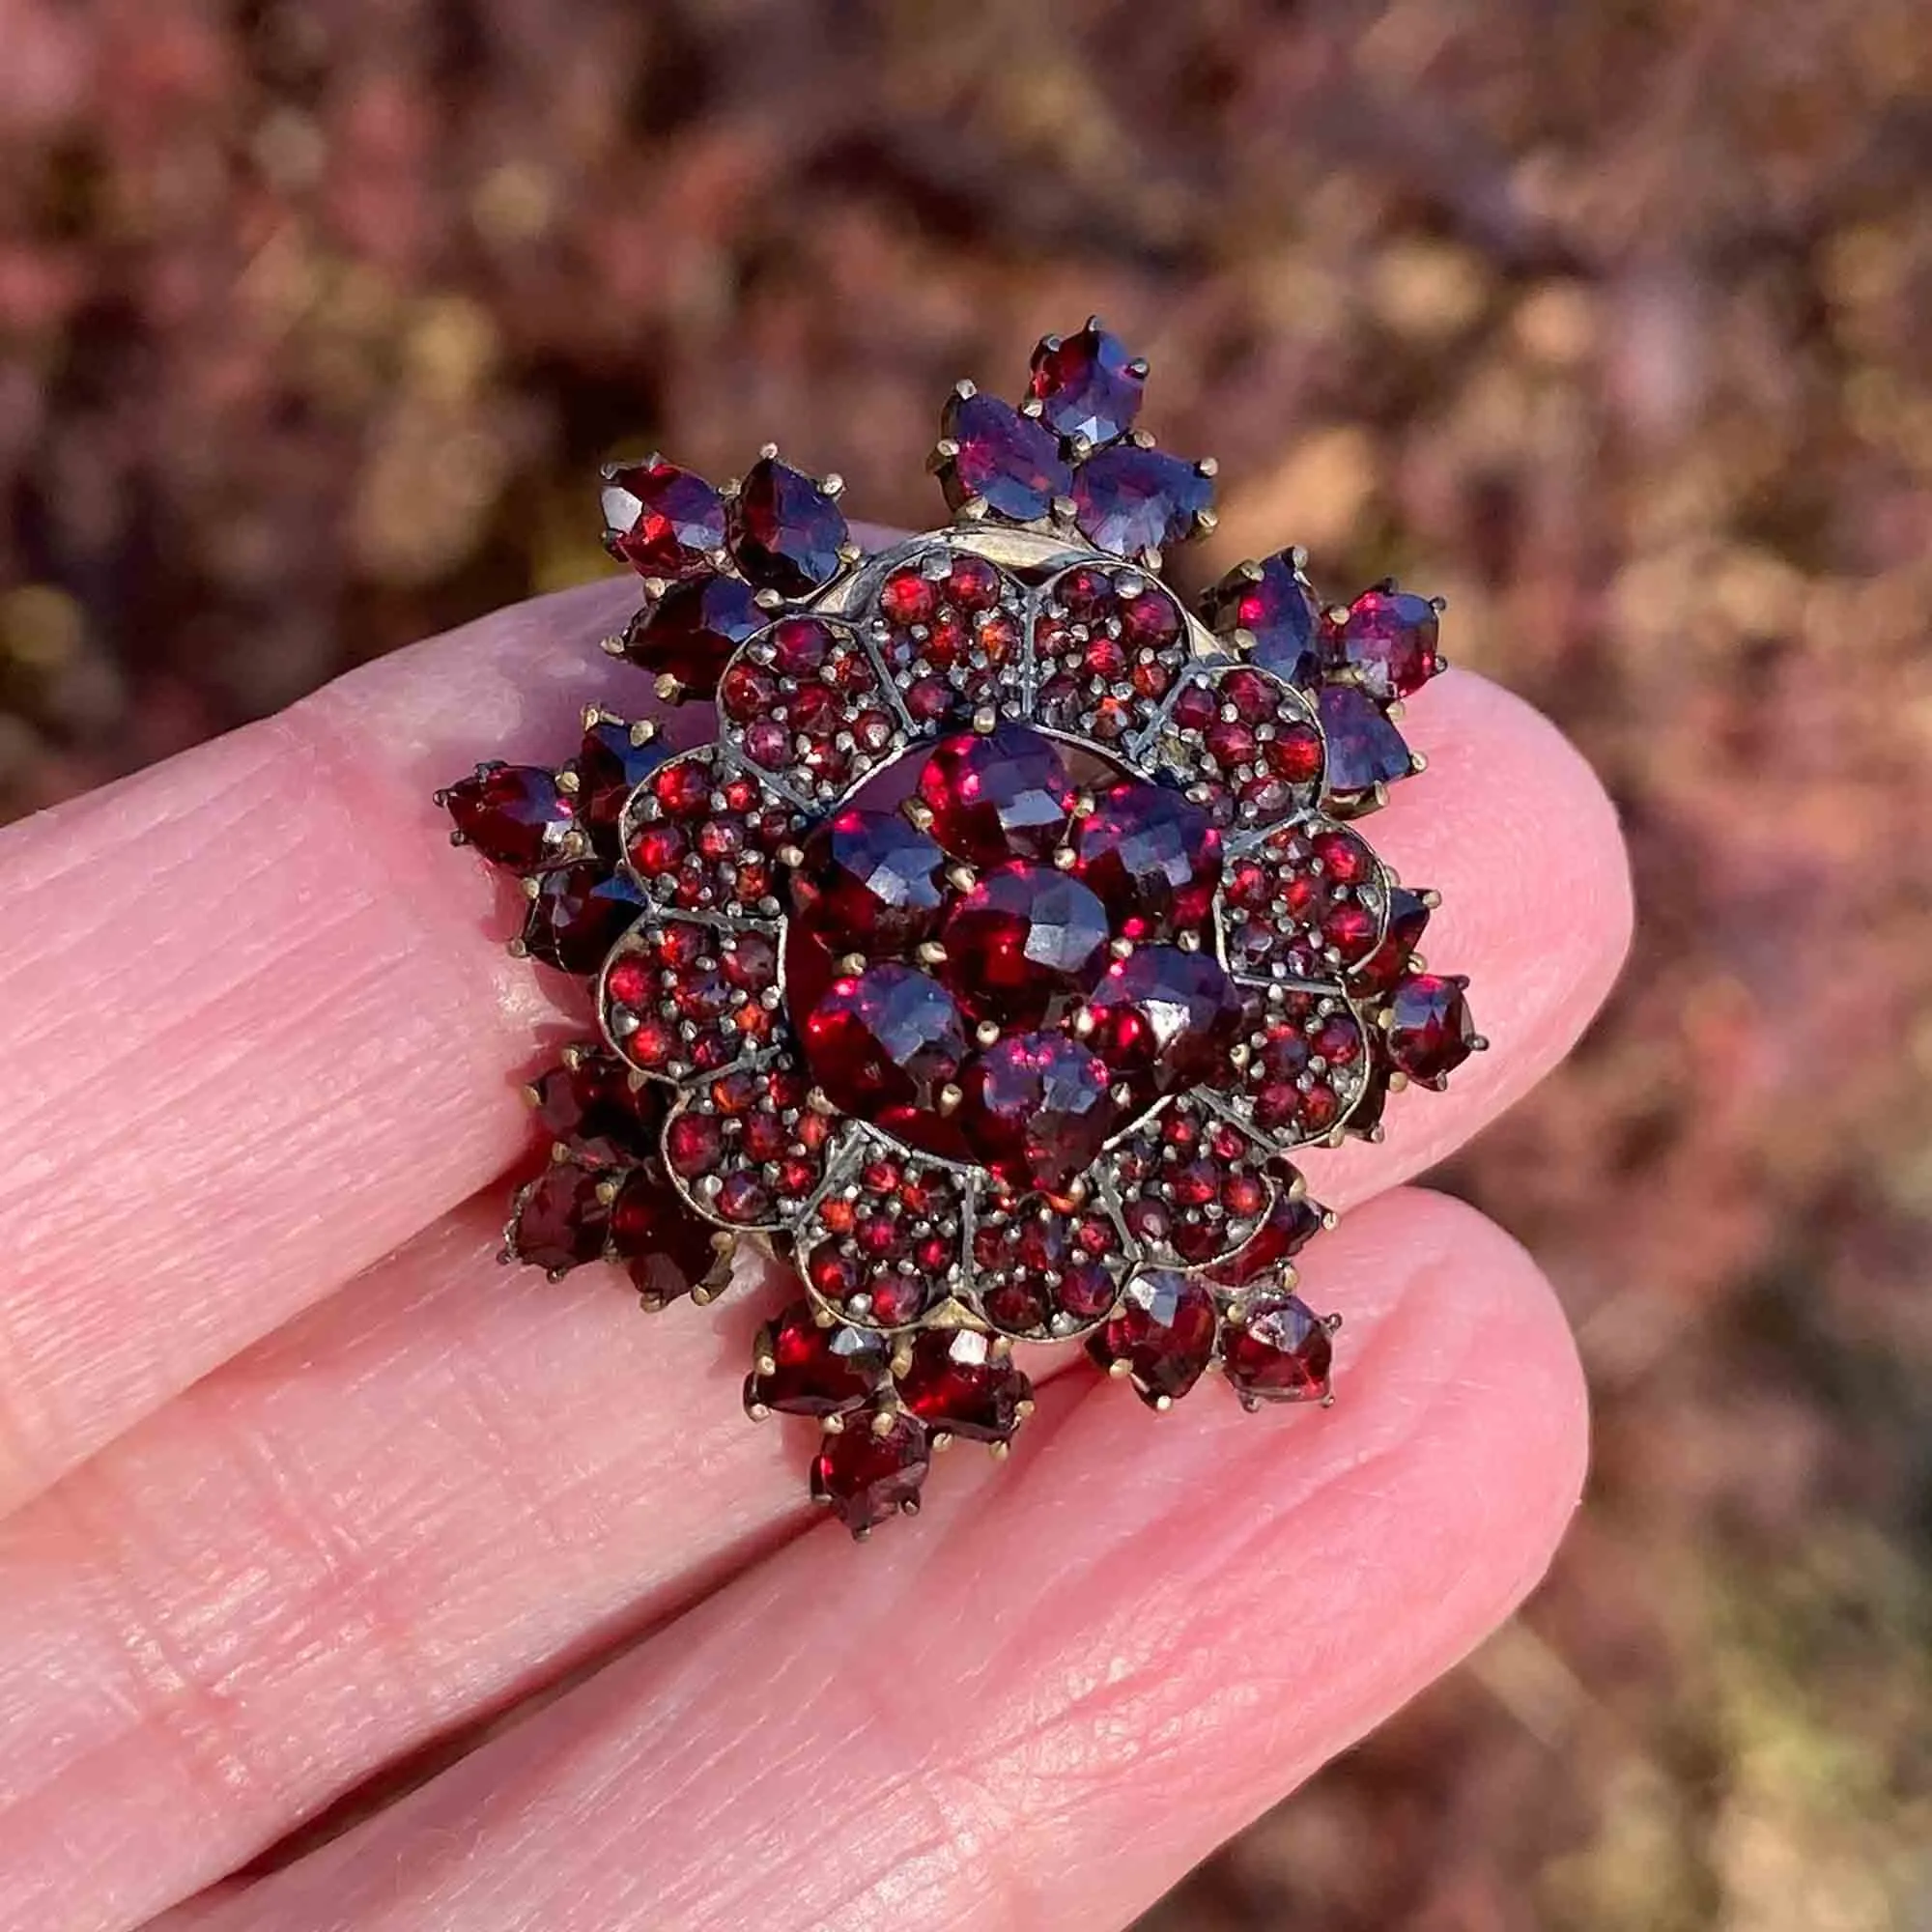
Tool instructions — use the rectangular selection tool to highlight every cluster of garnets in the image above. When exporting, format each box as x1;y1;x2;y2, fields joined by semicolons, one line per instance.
440;322;1481;1537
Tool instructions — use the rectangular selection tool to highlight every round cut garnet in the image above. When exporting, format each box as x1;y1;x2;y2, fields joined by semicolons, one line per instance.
442;765;576;872
1075;781;1221;939
917;724;1077;867
601;458;726;582
749;1301;889;1417
1223;1295;1334;1406
802;964;969;1149
1084;948;1245;1094
941;391;1072;523
1071;444;1213;558
1089;1269;1218;1406
620;574;762;696
896;1328;1032;1442
940;864;1110;1027
789;808;948;955
1028;325;1145;446
1318;684;1413;800
1386;973;1477;1087
1323;586;1441;698
522;863;648;974
726;456;849;596
811;1410;930;1535
959;1032;1114;1192
1202;552;1321;686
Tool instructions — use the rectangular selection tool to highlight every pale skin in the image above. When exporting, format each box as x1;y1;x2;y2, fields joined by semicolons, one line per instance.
0;533;1632;1932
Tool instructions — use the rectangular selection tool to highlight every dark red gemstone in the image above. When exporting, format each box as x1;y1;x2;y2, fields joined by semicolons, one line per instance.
939;864;1110;1028
601;459;726;581
1075;780;1222;939
960;1032;1113;1192
1386;973;1478;1086
522;863;648;974
1317;684;1413;799
802;964;969;1146
1202;552;1321;685
1323;586;1441;698
1089;1269;1218;1406
1350;886;1434;996
509;1162;611;1272
664;1112;723;1177
789;808;948;956
811;1410;931;1535
749;1301;889;1417
620;573;762;696
1028;324;1145;446
609;1169;719;1306
726;456;849;596
1205;1185;1326;1288
1084;947;1245;1094
896;1328;1032;1442
575;717;674;848
941;390;1072;522
442;765;576;872
1070;444;1213;558
1223;1295;1334;1406
528;1052;660;1166
917;724;1076;867
947;554;1003;611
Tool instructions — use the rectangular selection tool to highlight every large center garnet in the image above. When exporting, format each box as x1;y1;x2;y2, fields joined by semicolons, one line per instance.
787;722;1234;1193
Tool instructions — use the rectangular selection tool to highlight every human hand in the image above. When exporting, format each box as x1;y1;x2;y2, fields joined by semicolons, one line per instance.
0;557;1630;1931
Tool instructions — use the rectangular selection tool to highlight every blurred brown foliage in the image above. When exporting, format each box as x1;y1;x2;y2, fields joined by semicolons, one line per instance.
5;0;1932;1925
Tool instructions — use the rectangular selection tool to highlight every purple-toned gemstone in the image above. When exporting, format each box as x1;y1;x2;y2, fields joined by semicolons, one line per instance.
726;455;850;596
601;458;726;582
1317;683;1414;801
619;573;763;696
1028;325;1145;446
1070;443;1214;558
1202;552;1322;686
940;390;1072;523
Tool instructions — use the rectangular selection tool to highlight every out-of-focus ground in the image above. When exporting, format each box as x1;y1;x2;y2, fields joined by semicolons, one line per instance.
4;1;1930;1925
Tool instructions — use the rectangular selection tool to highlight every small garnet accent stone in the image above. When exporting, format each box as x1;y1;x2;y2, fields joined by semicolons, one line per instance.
960;1032;1114;1192
726;456;850;596
1323;586;1441;699
917;724;1077;867
442;765;576;871
811;1410;931;1535
748;1301;890;1417
1202;552;1322;686
1084;947;1245;1094
1317;684;1414;801
896;1328;1033;1443
1090;1270;1219;1407
789;808;948;955
802;964;969;1143
1223;1296;1334;1406
609;1170;721;1307
601;459;727;581
940;864;1111;1027
1070;444;1213;558
1385;973;1478;1087
1028;325;1145;446
941;390;1073;522
509;1162;611;1273
521;863;648;974
1350;885;1434;996
1075;781;1222;939
620;574;762;696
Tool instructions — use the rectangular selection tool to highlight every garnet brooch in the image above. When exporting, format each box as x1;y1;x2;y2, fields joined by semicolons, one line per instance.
440;323;1483;1537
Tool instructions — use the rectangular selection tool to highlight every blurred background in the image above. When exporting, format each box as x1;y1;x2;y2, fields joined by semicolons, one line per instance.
4;0;1931;1924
